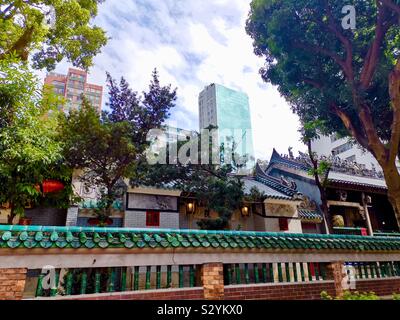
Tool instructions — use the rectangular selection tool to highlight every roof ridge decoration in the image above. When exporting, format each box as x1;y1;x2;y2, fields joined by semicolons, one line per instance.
255;162;300;198
1;225;400;251
298;195;324;223
269;148;385;180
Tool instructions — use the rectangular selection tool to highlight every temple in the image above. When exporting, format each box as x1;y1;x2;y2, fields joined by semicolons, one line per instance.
265;149;399;236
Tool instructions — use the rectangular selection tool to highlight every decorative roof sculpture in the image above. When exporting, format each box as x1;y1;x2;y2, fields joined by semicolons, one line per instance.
271;148;384;179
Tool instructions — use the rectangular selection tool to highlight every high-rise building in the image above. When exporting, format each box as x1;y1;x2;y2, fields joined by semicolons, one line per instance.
198;83;255;172
44;68;103;113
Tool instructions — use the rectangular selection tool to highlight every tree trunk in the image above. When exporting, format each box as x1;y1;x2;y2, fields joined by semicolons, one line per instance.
7;203;16;225
319;189;333;234
306;140;333;233
380;161;400;230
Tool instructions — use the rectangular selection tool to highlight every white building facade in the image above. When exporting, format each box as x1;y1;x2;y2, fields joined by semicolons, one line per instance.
311;135;381;170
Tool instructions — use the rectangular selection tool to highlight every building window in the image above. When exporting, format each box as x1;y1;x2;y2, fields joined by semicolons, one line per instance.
332;142;352;155
146;211;160;227
279;218;289;231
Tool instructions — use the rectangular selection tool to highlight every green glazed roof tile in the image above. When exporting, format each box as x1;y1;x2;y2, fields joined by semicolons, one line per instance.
2;225;400;252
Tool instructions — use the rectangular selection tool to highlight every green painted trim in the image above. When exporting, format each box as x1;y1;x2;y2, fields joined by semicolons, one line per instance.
277;263;283;282
107;268;115;292
226;265;233;285
244;263;250;284
293;263;298;282
179;265;184;288
254;264;259;284
134;266;139;290
66;272;73;295
285;263;291;282
145;266;151;289
80;271;87;295
35;274;44;297
300;263;305;282
268;263;274;283
156;266;161;289
235;264;241;284
121;268;127;292
94;270;101;293
189;265;195;287
262;263;267;283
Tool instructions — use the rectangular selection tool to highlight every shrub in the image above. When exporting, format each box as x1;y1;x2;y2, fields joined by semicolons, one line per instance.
321;290;379;300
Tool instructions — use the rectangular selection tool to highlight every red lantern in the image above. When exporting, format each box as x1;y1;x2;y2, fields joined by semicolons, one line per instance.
42;180;64;194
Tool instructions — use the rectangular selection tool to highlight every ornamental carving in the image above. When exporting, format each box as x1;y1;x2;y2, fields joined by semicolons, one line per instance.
298;195;318;211
281;151;384;179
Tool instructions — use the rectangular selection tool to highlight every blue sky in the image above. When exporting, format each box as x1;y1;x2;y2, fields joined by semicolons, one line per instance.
48;0;306;160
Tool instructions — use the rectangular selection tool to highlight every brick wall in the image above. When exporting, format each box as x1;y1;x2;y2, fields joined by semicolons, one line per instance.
354;278;400;296
224;281;336;300
0;268;27;300
201;263;224;300
124;210;179;229
36;288;204;300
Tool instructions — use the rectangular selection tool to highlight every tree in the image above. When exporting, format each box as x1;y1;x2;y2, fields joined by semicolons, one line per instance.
104;69;177;151
0;58;67;223
59;102;136;222
246;0;400;227
61;70;177;222
301;121;332;233
139;128;248;230
0;0;107;71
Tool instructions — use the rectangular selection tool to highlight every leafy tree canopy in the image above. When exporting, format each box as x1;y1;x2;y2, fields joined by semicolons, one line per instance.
0;0;107;71
60;69;177;221
0;57;69;222
139;128;260;230
247;0;399;141
246;0;400;226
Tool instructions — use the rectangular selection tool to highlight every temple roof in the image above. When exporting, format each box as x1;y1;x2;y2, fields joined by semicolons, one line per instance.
267;149;387;190
255;162;301;198
242;177;294;201
298;209;324;223
1;225;400;251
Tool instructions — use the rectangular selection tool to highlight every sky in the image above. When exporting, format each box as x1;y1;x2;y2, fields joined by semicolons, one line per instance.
47;0;306;161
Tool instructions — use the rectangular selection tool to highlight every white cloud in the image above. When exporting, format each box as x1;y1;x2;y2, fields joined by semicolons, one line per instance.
48;0;306;160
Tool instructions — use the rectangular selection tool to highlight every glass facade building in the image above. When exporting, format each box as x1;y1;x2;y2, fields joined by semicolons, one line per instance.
199;84;255;172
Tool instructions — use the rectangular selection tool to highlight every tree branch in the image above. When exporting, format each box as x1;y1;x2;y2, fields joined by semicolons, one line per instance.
293;41;347;72
381;0;400;15
389;59;400;163
323;1;354;81
360;2;393;89
329;103;369;149
307;140;322;190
